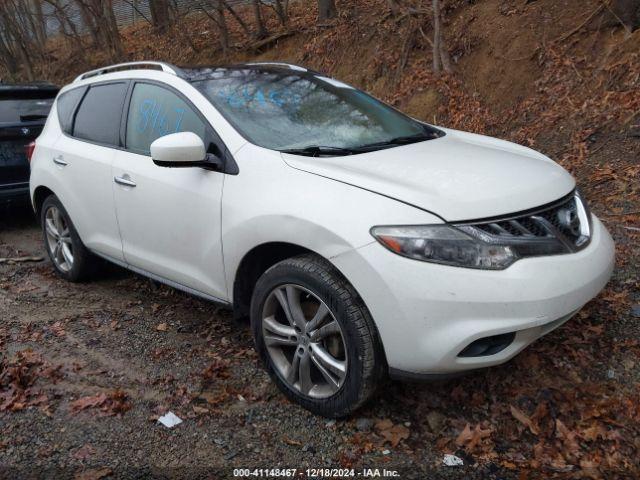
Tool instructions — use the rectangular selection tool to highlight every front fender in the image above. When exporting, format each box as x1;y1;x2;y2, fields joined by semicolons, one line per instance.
221;143;442;300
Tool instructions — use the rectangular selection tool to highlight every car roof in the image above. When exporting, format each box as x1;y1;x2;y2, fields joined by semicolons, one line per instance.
72;61;318;86
0;82;59;97
181;62;319;82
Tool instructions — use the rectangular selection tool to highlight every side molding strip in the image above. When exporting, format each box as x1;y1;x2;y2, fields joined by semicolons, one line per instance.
91;250;231;307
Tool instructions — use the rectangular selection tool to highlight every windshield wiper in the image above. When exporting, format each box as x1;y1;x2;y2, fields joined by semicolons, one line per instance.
20;114;48;122
280;145;361;157
354;132;440;151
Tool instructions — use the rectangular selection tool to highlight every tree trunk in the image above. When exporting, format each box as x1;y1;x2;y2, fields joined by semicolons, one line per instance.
76;1;103;48
317;0;337;22
29;0;48;50
252;0;268;39
432;0;452;74
215;1;229;52
102;0;124;60
432;0;441;72
222;1;252;37
273;0;288;26
0;34;19;79
149;0;172;34
0;1;35;80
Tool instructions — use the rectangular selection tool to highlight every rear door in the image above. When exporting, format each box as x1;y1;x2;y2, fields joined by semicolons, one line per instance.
0;88;56;189
112;81;227;300
51;82;128;261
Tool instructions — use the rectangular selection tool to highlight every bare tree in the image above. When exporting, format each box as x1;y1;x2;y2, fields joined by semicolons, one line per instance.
317;0;337;22
0;30;19;79
149;0;173;34
222;1;252;37
271;0;289;26
0;0;44;80
431;0;452;73
252;0;268;39
74;0;124;61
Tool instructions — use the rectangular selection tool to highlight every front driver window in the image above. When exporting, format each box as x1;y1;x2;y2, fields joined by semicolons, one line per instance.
126;83;207;156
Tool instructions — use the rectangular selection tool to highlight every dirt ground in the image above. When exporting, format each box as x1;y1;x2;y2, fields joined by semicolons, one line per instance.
1;183;638;480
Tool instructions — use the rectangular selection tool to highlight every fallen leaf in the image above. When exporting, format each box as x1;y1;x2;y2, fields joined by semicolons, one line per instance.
378;424;410;447
510;405;539;435
374;418;394;432
74;467;112;480
455;423;491;451
71;444;96;460
155;323;168;332
283;437;302;446
71;393;108;412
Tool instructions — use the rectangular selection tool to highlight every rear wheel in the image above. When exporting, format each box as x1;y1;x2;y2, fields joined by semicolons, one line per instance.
41;195;99;282
251;254;385;417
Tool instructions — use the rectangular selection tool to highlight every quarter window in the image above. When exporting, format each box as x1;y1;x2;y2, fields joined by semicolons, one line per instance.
73;83;128;146
56;87;86;134
125;83;206;156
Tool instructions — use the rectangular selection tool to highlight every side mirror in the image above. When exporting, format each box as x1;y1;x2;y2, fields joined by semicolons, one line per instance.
151;132;223;170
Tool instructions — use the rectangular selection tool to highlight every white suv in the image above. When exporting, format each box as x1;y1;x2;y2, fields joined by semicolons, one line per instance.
29;61;614;417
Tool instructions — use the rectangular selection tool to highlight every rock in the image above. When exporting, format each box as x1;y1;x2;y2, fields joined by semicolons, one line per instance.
224;450;239;461
426;411;446;434
607;369;615;379
302;444;316;454
631;305;640;318
355;418;373;432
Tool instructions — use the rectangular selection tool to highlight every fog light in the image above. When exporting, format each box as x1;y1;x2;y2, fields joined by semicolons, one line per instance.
458;332;515;357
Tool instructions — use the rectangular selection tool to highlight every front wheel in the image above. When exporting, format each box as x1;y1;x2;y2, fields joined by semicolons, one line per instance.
250;254;385;417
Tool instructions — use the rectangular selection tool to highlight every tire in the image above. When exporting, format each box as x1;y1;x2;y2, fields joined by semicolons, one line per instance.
40;194;99;282
251;253;386;417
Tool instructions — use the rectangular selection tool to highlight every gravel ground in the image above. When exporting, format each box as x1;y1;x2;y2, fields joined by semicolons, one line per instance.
1;202;638;480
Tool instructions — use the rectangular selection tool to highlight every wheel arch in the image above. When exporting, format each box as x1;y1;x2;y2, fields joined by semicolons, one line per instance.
32;185;55;221
232;242;314;319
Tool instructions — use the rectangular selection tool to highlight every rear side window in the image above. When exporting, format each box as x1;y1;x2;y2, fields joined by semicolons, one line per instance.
125;82;206;156
56;87;86;134
73;82;128;146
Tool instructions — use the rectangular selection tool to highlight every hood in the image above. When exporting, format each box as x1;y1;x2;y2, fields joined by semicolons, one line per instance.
281;128;575;221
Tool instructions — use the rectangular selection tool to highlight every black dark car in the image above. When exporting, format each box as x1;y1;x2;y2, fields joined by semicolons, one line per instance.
1;82;58;207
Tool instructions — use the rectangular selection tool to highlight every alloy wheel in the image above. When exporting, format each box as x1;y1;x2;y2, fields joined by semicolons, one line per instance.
44;206;74;272
261;284;348;398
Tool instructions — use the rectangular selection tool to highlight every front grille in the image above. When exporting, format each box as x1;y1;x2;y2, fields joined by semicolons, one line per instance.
457;191;592;256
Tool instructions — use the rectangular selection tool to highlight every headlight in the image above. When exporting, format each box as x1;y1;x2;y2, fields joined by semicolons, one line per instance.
370;225;518;270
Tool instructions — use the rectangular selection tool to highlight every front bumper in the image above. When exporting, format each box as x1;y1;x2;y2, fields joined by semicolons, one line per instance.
332;215;615;375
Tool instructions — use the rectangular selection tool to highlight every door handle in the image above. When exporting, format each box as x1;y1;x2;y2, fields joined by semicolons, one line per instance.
114;176;136;188
53;155;68;166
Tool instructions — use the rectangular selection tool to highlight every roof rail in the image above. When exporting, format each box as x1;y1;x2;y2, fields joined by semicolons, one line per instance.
244;62;308;72
74;61;184;83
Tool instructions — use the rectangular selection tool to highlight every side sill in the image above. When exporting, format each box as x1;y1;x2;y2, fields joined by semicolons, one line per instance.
91;250;232;308
388;367;477;382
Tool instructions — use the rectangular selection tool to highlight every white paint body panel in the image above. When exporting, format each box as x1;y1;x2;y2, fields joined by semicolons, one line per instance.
112;149;227;299
30;67;615;377
283;127;576;221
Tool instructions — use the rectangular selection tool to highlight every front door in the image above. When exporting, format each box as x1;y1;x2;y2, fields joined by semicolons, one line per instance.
112;81;227;300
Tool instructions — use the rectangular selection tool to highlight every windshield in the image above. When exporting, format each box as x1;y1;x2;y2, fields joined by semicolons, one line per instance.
192;68;440;153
